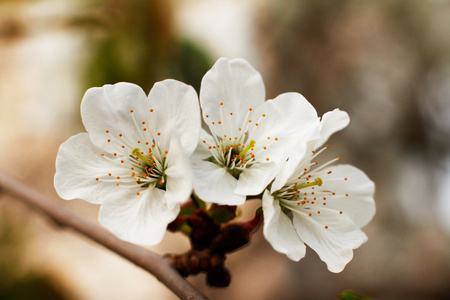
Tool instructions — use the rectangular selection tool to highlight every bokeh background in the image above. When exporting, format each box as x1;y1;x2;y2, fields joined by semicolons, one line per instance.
1;0;450;299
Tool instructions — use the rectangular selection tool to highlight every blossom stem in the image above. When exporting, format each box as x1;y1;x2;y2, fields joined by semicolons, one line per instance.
0;171;209;300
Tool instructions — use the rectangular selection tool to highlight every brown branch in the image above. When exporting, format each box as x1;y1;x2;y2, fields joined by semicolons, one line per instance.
0;171;209;300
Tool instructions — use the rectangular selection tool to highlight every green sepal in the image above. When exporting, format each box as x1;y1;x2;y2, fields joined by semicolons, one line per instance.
178;194;206;217
191;193;207;209
208;204;237;223
178;222;192;236
255;206;263;216
178;206;196;217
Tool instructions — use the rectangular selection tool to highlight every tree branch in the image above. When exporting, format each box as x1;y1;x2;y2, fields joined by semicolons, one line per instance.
0;171;209;300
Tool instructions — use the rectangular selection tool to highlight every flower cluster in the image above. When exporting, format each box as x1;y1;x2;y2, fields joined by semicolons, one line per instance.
55;58;375;273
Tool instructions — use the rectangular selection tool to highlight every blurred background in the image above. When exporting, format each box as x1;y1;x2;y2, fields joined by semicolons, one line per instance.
0;0;449;299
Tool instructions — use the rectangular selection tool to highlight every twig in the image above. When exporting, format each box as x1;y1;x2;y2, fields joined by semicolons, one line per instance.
0;170;210;300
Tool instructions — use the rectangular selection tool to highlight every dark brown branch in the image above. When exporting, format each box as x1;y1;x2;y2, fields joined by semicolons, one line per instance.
166;208;262;287
0;171;209;300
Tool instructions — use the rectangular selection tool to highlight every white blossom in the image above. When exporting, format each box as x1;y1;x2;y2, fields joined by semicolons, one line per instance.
192;58;320;205
262;109;375;272
55;81;200;245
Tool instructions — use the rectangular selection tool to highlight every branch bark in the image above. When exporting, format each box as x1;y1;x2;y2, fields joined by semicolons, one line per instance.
0;171;209;300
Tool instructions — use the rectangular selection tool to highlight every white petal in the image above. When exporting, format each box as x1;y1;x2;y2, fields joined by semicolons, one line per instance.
99;187;178;245
240;92;319;195
235;161;278;196
251;92;320;165
148;80;200;154
315;109;350;149
320;164;376;227
55;133;120;204
200;57;265;138
192;160;245;205
292;207;368;273
271;141;309;192
81;82;150;152
262;191;306;261
192;129;217;161
164;135;193;209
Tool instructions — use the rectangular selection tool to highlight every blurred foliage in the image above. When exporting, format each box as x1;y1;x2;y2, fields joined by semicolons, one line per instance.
0;276;69;300
255;0;450;299
337;290;371;300
256;0;450;158
0;209;71;300
74;0;212;94
0;0;32;3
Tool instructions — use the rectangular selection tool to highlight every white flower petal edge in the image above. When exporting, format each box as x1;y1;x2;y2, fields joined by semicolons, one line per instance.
55;133;120;204
98;186;178;245
315;109;350;149
271;108;348;192
193;58;319;204
320;165;376;227
81;82;151;153
164;135;194;210
148;80;201;154
262;190;306;261
81;81;200;155
192;159;242;205
292;207;368;273
235;93;320;196
55;80;200;245
200;57;265;136
262;109;375;272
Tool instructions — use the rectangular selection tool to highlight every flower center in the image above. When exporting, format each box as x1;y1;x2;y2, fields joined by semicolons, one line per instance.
203;102;277;179
208;139;256;179
132;148;167;190
274;145;349;226
94;108;169;193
